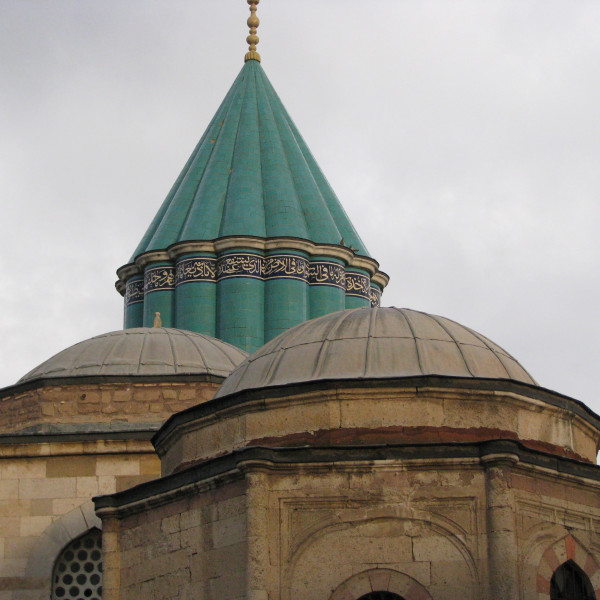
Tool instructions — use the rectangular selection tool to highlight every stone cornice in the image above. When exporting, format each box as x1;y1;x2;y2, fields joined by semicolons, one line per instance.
93;439;600;519
153;376;600;456
168;240;216;256
0;429;157;452
115;236;388;294
0;373;226;400
0;435;155;457
371;271;390;288
134;250;170;270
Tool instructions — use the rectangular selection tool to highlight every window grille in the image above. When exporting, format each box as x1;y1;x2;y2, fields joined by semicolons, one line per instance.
51;529;102;600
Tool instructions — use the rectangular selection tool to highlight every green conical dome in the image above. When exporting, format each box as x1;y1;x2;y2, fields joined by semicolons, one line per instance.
132;60;368;259
118;58;388;354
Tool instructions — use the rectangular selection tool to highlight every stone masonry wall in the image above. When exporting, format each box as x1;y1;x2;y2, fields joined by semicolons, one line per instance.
116;478;247;600
158;385;600;476
262;464;486;600
0;381;220;433
0;442;160;600
512;464;600;599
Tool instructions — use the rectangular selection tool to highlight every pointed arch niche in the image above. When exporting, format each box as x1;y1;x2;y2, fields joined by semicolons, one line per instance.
329;569;432;600
550;560;594;600
537;534;600;599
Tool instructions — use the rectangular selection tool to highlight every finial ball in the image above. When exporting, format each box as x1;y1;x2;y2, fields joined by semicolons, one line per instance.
244;0;261;62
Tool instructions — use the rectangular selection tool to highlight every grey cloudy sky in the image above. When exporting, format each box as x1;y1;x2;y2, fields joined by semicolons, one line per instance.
1;1;599;412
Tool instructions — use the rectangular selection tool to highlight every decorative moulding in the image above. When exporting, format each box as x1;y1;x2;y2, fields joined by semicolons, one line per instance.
116;236;389;295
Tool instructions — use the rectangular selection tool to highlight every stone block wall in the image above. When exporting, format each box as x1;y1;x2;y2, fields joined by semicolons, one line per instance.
512;464;600;599
156;384;600;477
263;464;486;600
0;440;160;600
0;381;221;434
113;479;247;600
99;441;600;600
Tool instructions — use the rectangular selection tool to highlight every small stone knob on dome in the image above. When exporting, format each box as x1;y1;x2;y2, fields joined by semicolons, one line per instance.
153;312;162;328
245;0;261;62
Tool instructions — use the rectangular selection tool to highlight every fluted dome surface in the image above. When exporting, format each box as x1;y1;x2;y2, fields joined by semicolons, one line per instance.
19;328;248;383
216;307;536;397
130;59;369;259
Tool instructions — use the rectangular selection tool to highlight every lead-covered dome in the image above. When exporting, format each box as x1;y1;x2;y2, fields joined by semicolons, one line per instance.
216;307;536;397
19;328;248;383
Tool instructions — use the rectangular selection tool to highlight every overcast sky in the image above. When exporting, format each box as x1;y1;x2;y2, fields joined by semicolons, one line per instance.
1;1;599;413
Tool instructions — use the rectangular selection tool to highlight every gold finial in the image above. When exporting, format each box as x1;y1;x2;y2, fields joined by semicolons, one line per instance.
153;312;162;328
244;0;261;62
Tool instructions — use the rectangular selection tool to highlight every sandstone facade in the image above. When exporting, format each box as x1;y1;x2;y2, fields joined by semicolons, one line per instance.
0;376;222;600
95;378;600;600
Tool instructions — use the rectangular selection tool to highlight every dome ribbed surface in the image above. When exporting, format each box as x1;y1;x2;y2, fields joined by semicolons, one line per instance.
131;59;368;260
19;328;248;383
216;307;536;397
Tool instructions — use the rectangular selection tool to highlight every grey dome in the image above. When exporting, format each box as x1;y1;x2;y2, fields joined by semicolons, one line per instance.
19;328;248;383
216;307;536;397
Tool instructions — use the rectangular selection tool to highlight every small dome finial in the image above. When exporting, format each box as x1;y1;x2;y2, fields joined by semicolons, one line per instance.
244;0;261;63
153;312;162;328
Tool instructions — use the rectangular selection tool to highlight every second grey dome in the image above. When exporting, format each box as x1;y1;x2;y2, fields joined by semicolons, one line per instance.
19;328;248;383
216;307;536;398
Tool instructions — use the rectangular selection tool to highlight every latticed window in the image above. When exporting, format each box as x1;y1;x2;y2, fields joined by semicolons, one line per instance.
51;529;102;600
357;594;406;600
550;560;594;600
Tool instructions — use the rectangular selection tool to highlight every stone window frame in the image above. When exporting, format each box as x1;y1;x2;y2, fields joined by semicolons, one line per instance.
329;568;432;600
537;534;600;600
24;501;102;596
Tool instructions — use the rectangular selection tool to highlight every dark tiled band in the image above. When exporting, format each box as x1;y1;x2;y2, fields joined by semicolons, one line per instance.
308;261;346;289
263;254;309;282
369;286;382;308
125;279;144;306
175;257;217;285
217;253;263;281
346;272;370;299
144;266;175;294
137;254;367;292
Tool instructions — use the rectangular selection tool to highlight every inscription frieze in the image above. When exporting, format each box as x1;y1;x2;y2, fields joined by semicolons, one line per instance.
308;261;346;289
144;266;175;294
345;272;370;299
217;253;264;281
125;279;144;306
369;286;382;308
176;257;217;285
139;255;376;291
264;255;309;281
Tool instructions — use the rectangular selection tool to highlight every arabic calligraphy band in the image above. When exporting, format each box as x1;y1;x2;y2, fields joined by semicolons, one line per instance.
175;257;217;285
345;272;370;300
143;266;175;295
369;286;382;308
125;279;144;307
134;253;377;303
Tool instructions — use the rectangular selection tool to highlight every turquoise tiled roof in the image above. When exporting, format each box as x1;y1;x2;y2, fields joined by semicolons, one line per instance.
131;59;369;260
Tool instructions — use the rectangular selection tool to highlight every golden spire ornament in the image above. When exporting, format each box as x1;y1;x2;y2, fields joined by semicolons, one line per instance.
244;0;261;62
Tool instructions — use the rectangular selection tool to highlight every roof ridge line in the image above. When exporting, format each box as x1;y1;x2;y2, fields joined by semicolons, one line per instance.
261;69;341;245
257;67;310;239
218;62;255;238
396;308;425;376
254;65;307;238
429;314;477;377
132;68;246;259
